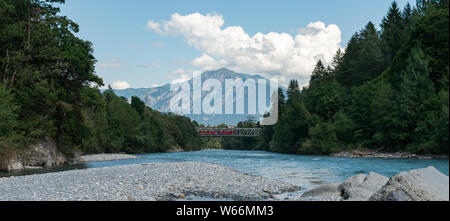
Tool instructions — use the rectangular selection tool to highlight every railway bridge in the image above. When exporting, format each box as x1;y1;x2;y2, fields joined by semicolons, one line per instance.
196;128;262;137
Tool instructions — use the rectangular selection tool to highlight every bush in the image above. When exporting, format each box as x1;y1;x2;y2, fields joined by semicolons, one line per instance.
298;121;341;155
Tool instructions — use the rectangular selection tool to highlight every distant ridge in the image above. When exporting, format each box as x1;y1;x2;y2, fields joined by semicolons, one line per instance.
111;68;283;126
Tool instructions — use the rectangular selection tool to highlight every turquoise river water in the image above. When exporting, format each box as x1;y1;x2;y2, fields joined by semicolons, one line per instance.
1;150;448;193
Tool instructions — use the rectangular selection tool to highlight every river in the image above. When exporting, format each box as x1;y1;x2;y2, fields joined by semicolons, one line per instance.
1;150;448;193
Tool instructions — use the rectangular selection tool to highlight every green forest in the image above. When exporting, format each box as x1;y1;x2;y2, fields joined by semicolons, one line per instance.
0;0;203;157
1;0;449;159
225;0;449;155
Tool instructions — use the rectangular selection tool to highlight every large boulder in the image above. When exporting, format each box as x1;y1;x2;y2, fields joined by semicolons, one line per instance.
370;166;449;201
24;137;68;167
299;172;389;201
0;137;80;172
339;172;389;201
300;183;343;201
1;157;24;171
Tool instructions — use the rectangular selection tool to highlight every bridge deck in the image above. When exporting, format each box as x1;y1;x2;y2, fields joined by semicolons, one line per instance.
196;128;262;137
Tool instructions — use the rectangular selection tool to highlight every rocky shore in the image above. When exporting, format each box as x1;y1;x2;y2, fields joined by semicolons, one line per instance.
0;162;299;201
0;159;447;201
331;150;448;160
0;137;79;172
80;154;139;162
299;166;449;201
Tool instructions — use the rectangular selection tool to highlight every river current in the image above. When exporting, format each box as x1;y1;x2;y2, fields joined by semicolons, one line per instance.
2;150;448;192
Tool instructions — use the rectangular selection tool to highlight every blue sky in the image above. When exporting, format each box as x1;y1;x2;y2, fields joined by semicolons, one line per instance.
59;0;416;89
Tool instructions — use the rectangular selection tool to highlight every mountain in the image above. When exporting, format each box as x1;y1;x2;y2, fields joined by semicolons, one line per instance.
112;68;281;126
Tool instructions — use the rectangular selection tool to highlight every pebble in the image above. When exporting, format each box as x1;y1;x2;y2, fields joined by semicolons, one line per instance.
0;162;300;201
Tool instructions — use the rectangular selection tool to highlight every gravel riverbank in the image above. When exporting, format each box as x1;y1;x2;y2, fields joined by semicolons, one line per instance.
331;150;448;160
0;162;300;201
80;154;139;162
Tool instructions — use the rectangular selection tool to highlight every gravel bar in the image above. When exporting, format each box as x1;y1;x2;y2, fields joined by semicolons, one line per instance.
0;162;300;201
80;154;139;162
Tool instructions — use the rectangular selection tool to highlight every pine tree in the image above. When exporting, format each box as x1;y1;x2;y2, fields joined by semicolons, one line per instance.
310;60;328;82
352;22;385;86
277;87;286;119
381;1;404;65
402;2;413;25
336;33;359;87
331;48;344;71
286;79;300;100
391;46;434;150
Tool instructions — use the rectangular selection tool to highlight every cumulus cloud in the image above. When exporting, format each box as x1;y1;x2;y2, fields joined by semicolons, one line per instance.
147;20;161;31
191;53;228;71
168;68;190;84
147;13;342;83
111;81;131;90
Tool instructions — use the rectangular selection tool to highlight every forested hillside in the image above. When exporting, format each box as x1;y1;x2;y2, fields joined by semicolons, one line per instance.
1;0;448;159
252;0;448;155
0;0;202;156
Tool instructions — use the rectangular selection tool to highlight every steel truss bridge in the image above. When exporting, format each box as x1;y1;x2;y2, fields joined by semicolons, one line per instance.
196;128;262;137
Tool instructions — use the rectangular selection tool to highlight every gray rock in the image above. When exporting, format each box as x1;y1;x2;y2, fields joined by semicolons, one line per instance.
26;137;68;167
7;159;24;171
300;183;343;201
166;146;184;153
1;137;78;172
370;166;449;201
385;190;412;201
331;151;447;159
339;174;367;189
298;172;389;201
340;172;389;201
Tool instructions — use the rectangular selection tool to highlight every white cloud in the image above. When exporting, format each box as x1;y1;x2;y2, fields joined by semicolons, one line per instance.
191;53;228;71
147;20;161;32
171;68;186;75
168;68;190;84
111;81;131;90
98;58;121;70
148;13;342;81
170;74;190;84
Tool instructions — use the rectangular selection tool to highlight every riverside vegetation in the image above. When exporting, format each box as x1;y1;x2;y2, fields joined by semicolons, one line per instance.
0;0;449;170
217;1;449;156
0;0;203;168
